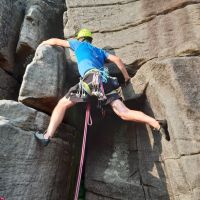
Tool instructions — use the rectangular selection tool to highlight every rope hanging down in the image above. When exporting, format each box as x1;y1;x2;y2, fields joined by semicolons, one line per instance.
74;103;92;200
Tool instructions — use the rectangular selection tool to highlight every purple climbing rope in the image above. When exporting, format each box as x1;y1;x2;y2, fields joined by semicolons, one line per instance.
74;103;92;200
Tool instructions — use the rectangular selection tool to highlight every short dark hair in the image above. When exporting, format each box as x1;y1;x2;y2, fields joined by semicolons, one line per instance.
82;37;93;43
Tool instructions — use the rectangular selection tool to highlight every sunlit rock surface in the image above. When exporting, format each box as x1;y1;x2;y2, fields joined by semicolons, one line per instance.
0;100;79;199
0;0;200;199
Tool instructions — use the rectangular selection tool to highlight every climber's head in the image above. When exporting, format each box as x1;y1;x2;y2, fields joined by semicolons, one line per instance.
76;28;93;43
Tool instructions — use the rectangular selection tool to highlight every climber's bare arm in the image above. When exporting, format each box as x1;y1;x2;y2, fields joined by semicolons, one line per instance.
40;38;70;48
107;54;130;82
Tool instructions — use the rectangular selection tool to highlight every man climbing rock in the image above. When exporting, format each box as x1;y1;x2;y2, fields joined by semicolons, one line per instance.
34;28;170;146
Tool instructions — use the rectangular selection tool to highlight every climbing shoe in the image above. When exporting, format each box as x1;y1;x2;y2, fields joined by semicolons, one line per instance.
34;131;50;146
157;120;170;141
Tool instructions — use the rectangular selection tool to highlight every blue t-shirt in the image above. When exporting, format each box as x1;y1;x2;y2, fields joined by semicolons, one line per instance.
68;39;109;77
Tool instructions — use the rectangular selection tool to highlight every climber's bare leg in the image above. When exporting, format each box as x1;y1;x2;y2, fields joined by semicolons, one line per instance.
44;97;76;139
110;99;160;129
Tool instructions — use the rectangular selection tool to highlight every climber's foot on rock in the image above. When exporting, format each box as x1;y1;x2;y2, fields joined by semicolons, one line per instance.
34;131;50;146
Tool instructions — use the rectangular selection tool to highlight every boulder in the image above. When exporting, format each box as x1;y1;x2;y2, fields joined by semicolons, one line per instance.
0;100;79;199
84;56;200;200
142;57;200;156
0;68;20;100
16;0;66;77
138;57;200;199
18;44;86;129
19;44;68;113
0;0;24;72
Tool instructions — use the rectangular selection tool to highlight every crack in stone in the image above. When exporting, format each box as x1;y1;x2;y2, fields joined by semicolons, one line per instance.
109;41;146;50
181;152;200;157
68;0;139;8
90;2;200;34
0;67;18;80
142;183;157;189
164;151;200;161
93;16;155;34
125;57;158;74
149;1;200;18
129;170;138;178
91;178;107;185
135;129;147;200
175;138;200;142
87;190;123;200
146;187;153;200
139;177;147;200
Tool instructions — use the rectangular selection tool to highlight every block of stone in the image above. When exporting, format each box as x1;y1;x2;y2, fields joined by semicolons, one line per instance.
0;100;78;199
19;45;68;113
143;57;200;156
0;0;24;72
16;0;66;70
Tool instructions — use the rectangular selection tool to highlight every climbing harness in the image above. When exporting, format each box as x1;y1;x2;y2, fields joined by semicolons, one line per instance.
75;69;107;108
75;68;119;108
74;103;92;200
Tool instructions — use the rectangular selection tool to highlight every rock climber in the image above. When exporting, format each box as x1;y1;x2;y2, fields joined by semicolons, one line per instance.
34;28;170;145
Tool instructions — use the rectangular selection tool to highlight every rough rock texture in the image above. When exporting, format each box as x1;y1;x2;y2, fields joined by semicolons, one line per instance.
18;44;85;128
87;119;170;200
124;56;200;200
0;68;20;100
84;57;200;199
63;0;200;200
1;0;200;199
19;45;68;113
18;0;65;51
0;0;25;72
0;100;79;200
64;0;200;67
16;0;66;76
142;57;200;199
